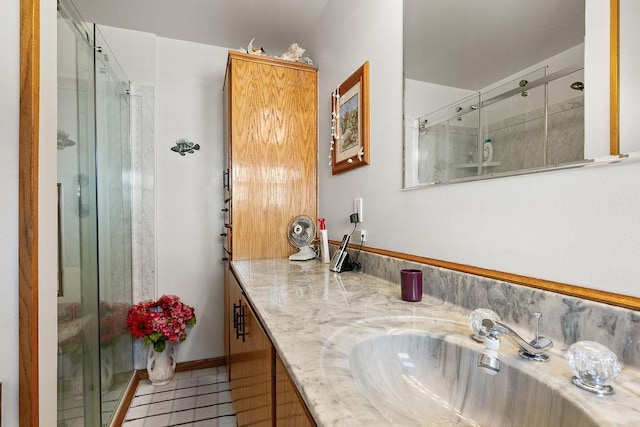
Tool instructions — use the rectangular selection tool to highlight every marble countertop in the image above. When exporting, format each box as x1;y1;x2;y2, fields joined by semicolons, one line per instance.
231;259;640;426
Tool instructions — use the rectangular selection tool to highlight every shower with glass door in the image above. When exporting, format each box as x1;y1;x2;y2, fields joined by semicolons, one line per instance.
57;0;135;424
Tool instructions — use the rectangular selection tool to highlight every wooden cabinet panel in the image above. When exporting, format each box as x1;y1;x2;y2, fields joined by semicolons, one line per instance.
226;268;317;426
224;52;317;261
276;353;315;427
224;264;230;374
228;273;274;426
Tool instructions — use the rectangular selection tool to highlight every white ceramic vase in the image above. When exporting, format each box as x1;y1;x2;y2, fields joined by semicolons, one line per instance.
147;342;176;386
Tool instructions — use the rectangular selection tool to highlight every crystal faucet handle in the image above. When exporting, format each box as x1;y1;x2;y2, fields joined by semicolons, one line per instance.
566;341;621;395
469;308;501;340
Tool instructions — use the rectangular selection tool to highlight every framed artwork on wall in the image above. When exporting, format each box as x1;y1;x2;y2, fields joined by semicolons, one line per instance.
331;61;370;174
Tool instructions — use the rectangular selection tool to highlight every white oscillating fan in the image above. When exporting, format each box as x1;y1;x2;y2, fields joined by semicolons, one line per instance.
287;215;316;261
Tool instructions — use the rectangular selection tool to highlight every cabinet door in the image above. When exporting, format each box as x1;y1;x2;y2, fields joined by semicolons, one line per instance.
228;273;274;426
229;54;318;260
227;272;242;382
223;262;230;375
276;353;315;426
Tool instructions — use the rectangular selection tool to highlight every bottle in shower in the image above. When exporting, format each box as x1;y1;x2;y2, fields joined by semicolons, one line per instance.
483;138;493;163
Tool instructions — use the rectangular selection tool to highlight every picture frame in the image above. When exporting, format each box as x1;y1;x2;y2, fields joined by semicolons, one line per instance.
331;61;370;174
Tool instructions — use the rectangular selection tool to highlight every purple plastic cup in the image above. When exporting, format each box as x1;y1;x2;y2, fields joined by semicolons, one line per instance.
401;269;423;302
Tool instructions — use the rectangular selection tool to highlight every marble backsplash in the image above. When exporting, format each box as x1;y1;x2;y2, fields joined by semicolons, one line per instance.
337;246;640;369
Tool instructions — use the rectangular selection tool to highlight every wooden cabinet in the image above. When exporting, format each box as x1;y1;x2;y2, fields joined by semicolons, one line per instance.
223;51;318;261
228;272;274;426
222;51;318;426
276;353;315;426
226;270;316;427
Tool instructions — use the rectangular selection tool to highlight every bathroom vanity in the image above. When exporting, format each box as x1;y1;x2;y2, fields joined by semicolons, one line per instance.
228;258;640;426
226;268;314;426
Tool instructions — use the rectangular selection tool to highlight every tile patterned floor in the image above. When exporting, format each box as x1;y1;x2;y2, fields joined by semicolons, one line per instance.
122;366;237;426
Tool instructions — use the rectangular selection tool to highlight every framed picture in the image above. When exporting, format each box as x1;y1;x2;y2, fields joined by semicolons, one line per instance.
331;61;370;174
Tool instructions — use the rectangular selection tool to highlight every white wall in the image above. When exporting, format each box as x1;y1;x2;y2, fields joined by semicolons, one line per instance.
584;0;611;158
155;37;228;361
98;25;157;86
308;0;640;298
98;27;228;361
0;0;20;424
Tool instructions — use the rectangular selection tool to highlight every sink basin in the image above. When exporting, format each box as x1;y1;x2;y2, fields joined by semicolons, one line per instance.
321;316;599;426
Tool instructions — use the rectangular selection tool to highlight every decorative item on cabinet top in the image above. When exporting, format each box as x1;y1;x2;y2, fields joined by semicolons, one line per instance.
170;138;200;156
238;37;314;65
331;61;370;174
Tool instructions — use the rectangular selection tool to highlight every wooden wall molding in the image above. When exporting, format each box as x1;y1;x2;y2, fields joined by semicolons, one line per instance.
135;356;227;380
610;0;620;155
19;0;40;424
110;374;140;427
332;241;640;311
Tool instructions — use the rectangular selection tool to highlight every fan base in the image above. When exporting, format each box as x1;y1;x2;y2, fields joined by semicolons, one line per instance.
289;246;316;261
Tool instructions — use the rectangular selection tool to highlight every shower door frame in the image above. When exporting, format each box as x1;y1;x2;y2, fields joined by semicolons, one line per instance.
19;0;41;423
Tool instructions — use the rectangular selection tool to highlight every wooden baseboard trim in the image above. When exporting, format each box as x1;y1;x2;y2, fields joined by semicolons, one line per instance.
331;241;640;311
136;356;227;380
110;373;140;427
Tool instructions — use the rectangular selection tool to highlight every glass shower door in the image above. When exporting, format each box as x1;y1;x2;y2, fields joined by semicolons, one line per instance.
57;2;135;425
94;26;134;426
57;6;101;426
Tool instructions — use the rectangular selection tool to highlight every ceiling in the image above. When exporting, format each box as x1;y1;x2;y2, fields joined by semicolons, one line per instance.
72;0;585;91
72;0;330;56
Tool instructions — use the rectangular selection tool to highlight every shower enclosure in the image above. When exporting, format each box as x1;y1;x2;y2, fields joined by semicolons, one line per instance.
57;0;135;424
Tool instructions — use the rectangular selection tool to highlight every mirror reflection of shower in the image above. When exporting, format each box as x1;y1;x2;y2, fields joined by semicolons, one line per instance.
407;65;585;187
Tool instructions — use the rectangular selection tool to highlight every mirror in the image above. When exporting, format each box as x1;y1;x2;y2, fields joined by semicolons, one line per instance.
403;0;587;188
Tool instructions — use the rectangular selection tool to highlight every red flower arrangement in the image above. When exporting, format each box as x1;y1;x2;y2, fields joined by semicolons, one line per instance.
126;295;197;352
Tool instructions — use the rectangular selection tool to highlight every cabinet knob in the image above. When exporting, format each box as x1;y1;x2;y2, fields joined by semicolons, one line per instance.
221;208;229;212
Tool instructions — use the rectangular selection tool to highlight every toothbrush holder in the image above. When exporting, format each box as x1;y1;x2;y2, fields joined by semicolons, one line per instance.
400;269;423;302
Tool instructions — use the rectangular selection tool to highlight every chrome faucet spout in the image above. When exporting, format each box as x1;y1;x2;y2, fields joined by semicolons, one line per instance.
481;317;553;361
